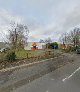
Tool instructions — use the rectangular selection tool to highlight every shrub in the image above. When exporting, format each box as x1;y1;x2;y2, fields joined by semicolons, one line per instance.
6;51;16;62
71;47;76;51
64;49;71;53
50;42;58;49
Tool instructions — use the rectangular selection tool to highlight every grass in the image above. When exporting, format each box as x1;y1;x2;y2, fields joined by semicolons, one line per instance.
0;49;62;61
0;52;6;62
0;49;63;70
15;49;46;60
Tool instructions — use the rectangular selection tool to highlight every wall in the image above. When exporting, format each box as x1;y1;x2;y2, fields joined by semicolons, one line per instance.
24;42;46;50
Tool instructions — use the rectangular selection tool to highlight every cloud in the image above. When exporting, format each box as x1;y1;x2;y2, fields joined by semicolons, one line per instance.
28;22;61;42
63;6;80;31
0;9;25;42
26;0;80;42
0;9;24;24
0;0;80;42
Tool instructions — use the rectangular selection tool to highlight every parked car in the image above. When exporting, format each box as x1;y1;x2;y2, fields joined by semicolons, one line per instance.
76;47;80;54
0;48;10;52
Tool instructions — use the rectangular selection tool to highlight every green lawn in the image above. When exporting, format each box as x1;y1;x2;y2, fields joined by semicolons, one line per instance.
0;52;6;62
0;49;63;70
15;49;46;60
0;49;62;63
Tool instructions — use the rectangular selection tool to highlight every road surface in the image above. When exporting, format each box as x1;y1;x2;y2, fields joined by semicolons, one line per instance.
0;54;80;92
11;54;80;92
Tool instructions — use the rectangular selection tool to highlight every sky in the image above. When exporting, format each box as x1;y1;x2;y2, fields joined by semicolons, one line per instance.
0;0;80;42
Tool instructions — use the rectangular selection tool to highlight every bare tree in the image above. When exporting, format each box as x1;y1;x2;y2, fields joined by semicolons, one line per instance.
45;37;52;49
60;27;80;47
70;28;80;46
60;32;68;44
39;39;45;43
8;22;29;49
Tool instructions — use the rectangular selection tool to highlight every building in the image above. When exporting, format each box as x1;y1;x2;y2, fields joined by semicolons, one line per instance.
24;42;46;50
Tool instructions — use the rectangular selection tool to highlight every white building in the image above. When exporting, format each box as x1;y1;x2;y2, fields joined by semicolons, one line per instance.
24;42;46;50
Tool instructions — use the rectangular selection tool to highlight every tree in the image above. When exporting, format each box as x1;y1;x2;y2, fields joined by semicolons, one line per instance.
45;37;52;49
60;32;69;44
50;42;58;49
8;22;29;49
60;27;80;47
70;28;80;47
39;39;45;43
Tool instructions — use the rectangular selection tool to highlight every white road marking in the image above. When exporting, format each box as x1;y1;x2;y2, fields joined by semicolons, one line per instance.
62;67;80;82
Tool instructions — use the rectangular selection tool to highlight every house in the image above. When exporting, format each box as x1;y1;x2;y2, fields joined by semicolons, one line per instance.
24;42;46;50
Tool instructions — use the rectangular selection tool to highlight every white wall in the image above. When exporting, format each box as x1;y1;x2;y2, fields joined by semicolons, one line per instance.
24;42;46;50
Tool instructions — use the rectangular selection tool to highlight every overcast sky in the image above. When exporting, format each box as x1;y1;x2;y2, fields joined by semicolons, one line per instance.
0;0;80;42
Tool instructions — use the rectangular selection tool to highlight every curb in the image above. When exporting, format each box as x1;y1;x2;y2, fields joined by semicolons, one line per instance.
0;54;64;73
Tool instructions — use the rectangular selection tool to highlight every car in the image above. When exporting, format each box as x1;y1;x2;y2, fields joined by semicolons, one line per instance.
76;47;80;54
0;48;9;52
0;48;6;52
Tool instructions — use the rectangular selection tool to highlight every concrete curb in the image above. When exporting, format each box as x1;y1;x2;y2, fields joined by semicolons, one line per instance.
0;57;57;73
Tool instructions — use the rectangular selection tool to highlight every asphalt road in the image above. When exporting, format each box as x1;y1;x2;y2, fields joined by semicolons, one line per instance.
12;54;80;92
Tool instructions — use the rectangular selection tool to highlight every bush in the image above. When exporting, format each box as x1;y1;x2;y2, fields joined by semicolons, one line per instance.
64;49;71;53
71;47;76;51
6;51;16;62
50;42;58;49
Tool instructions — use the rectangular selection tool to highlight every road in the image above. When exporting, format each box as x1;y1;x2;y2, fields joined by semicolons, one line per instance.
11;54;80;92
